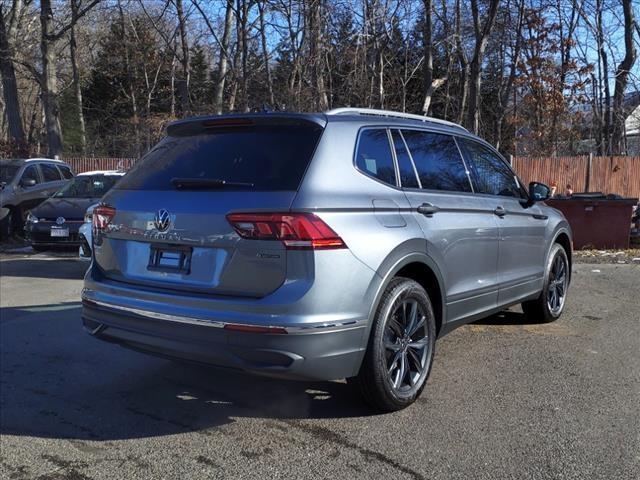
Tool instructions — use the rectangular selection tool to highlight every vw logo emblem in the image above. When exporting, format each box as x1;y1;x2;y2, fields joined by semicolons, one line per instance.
154;209;171;232
56;217;66;225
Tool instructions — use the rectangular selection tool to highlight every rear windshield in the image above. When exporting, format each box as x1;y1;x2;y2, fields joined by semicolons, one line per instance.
54;175;121;198
115;125;323;191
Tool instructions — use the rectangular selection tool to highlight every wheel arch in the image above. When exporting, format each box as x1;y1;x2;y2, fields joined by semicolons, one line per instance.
0;203;17;224
367;248;446;339
551;228;573;284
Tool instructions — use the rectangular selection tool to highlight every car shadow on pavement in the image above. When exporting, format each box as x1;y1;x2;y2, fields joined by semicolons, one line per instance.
1;302;374;442
0;257;87;279
474;309;542;326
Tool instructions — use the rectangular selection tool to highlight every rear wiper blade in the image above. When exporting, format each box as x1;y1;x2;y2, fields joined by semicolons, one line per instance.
171;177;254;189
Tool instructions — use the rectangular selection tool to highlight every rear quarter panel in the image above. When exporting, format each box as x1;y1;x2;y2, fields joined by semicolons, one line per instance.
292;121;427;277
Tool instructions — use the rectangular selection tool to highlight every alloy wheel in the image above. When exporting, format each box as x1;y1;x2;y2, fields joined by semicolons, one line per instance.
547;254;568;315
384;298;429;392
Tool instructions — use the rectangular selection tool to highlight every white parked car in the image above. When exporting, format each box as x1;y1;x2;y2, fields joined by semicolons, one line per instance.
79;203;96;261
77;170;127;261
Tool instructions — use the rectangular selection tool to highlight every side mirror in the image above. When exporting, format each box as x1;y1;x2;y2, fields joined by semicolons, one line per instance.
528;182;551;202
20;178;37;188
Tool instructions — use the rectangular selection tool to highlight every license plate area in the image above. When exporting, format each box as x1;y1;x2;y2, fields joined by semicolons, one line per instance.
148;244;192;274
51;227;69;237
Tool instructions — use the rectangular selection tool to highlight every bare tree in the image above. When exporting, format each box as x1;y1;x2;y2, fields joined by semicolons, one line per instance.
466;0;500;134
70;0;87;154
494;0;525;150
192;0;235;114
308;0;328;110
454;0;468;124
175;0;191;114
39;0;100;156
257;1;274;107
596;0;611;154
612;0;637;154
117;0;141;156
421;0;446;115
0;0;25;148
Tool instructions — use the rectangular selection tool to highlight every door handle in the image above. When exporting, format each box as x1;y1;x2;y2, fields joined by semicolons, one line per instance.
493;206;507;217
417;203;440;217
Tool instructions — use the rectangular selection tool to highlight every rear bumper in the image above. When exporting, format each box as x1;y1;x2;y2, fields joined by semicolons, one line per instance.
82;296;367;381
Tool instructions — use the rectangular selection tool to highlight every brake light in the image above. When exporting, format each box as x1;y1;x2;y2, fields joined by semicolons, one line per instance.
226;212;346;250
202;118;254;128
92;205;116;232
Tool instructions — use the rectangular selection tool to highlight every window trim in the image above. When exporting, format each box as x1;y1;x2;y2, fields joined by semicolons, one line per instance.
457;137;528;200
452;136;475;194
390;129;422;189
352;126;399;188
394;127;475;195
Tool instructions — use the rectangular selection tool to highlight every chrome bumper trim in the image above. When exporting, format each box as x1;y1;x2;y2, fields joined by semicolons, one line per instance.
81;291;366;334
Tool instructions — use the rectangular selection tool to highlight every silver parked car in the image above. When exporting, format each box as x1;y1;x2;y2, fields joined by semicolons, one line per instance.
82;108;572;411
1;158;74;238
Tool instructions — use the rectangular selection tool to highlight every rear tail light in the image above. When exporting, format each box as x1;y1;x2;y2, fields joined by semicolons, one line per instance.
92;205;116;233
226;212;346;250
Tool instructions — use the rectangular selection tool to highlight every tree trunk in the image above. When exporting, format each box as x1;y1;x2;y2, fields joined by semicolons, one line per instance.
170;37;177;117
596;0;611;154
70;0;86;154
118;0;141;156
40;0;63;157
466;0;500;134
421;0;434;114
237;0;249;112
175;0;190;115
194;0;233;115
612;0;636;154
307;0;328;110
0;4;25;147
257;1;275;107
455;0;468;124
495;0;525;151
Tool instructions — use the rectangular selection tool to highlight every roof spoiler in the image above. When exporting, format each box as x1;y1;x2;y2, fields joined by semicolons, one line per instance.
167;113;327;136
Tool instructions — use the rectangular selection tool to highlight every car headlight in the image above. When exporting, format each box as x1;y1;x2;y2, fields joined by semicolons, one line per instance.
26;212;39;224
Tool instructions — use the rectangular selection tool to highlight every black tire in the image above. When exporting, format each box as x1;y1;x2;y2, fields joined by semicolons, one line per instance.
522;243;569;323
0;208;15;241
352;277;436;412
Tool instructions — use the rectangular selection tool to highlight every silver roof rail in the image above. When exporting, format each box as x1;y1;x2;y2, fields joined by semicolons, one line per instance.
325;107;467;131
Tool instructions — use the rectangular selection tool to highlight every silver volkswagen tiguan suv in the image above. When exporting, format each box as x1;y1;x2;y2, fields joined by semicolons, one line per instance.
82;108;572;411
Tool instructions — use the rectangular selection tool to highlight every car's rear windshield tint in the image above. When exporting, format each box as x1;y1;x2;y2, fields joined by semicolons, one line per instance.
115;124;324;191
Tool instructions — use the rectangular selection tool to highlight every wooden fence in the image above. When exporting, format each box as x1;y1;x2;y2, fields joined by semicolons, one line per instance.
512;156;640;199
64;155;640;200
64;157;136;174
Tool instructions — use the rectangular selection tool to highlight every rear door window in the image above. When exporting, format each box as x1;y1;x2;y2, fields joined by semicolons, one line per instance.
459;139;525;198
41;163;62;182
116;124;323;191
58;165;74;179
355;129;396;186
401;130;471;193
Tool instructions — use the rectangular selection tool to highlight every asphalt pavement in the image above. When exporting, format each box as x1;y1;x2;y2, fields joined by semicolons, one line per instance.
1;253;638;479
